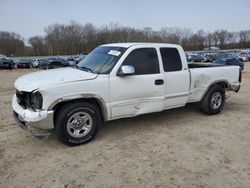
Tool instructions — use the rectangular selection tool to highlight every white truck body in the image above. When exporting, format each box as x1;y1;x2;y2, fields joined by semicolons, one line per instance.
12;43;241;145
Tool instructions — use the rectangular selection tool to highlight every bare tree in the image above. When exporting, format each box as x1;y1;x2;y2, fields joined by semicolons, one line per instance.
0;32;25;56
204;33;213;49
239;30;250;48
28;36;46;56
214;30;230;49
2;22;250;56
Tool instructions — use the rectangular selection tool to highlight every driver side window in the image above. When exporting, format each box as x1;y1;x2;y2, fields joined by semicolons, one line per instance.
122;48;160;75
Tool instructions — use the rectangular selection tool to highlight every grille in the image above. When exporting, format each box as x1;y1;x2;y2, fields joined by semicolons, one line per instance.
16;90;31;109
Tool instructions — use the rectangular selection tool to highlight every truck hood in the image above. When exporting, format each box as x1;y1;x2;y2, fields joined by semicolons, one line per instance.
14;67;98;92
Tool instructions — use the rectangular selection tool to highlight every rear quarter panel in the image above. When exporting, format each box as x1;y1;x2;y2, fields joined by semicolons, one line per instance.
188;66;240;102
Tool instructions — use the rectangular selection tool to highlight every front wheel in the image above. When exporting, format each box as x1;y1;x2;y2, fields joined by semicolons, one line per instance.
55;101;101;146
200;85;225;115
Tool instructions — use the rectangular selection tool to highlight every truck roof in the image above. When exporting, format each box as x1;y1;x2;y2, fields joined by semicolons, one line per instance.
101;43;181;48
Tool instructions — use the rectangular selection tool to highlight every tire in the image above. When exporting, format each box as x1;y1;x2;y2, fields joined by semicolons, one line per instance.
55;101;101;146
200;85;225;115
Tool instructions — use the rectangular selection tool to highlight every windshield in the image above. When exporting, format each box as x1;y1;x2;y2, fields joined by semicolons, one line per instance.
77;46;127;74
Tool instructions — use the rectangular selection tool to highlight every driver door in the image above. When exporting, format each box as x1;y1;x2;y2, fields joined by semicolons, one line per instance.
109;48;165;119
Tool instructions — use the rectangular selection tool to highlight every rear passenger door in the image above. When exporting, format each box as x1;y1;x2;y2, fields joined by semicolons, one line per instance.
109;48;165;119
160;48;190;109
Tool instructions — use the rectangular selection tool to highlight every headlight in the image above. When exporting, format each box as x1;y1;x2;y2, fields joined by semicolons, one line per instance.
31;92;43;110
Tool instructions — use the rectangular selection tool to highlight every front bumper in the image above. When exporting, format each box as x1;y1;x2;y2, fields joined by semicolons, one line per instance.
12;95;54;137
0;65;11;69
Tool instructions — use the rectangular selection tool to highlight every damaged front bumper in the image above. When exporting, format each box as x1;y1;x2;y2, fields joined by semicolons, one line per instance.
12;95;54;137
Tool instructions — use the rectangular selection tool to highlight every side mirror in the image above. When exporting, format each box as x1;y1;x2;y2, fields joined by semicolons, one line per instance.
117;65;135;77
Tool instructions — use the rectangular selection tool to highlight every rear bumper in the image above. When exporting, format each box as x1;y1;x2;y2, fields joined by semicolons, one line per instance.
229;82;240;92
12;95;54;137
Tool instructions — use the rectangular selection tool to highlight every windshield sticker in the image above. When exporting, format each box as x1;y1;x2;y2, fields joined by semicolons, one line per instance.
108;50;121;56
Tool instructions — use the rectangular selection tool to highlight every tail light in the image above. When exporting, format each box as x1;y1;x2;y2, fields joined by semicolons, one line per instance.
239;69;242;83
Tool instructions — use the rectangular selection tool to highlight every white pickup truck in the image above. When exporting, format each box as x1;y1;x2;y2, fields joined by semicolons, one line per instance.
12;43;241;146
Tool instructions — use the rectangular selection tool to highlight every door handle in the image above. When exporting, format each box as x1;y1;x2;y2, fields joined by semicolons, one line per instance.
155;79;164;85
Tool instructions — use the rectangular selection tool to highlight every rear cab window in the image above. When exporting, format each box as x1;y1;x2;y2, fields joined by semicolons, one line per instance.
160;48;182;72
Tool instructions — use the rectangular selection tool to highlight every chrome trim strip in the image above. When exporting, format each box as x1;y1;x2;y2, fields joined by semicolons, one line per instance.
112;98;164;108
165;93;189;99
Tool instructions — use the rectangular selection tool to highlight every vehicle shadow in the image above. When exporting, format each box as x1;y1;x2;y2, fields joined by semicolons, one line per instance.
98;103;201;139
41;104;200;147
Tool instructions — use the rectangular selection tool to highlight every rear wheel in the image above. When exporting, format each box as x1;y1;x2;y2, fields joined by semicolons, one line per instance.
55;101;101;146
200;85;225;115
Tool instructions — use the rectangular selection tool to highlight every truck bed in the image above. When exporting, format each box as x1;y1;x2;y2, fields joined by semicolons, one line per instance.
188;63;224;69
187;65;240;102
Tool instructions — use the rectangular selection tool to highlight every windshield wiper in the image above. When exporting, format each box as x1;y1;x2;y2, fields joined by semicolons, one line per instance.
76;65;98;74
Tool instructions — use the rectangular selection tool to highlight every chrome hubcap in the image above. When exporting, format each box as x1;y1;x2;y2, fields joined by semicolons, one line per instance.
211;92;222;109
67;112;93;138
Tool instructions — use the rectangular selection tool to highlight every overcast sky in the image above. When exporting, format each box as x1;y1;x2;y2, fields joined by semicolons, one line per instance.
0;0;250;41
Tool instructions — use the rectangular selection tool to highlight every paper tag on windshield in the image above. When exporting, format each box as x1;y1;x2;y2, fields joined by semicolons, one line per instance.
108;50;121;56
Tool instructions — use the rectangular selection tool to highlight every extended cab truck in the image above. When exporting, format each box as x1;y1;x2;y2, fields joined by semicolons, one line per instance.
12;43;241;146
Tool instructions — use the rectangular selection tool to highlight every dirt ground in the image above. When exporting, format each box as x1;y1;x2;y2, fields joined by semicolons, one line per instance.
0;64;250;188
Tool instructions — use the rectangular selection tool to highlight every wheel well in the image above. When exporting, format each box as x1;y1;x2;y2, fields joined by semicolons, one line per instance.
53;98;106;127
207;81;228;93
215;81;228;89
201;81;228;101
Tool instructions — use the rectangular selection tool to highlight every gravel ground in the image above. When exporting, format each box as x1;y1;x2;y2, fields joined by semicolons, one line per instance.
0;64;250;188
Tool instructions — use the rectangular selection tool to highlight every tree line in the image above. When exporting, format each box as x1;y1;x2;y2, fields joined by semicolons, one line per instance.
1;21;250;56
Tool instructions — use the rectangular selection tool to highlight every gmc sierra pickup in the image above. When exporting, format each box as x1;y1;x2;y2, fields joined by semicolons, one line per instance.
12;43;241;146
